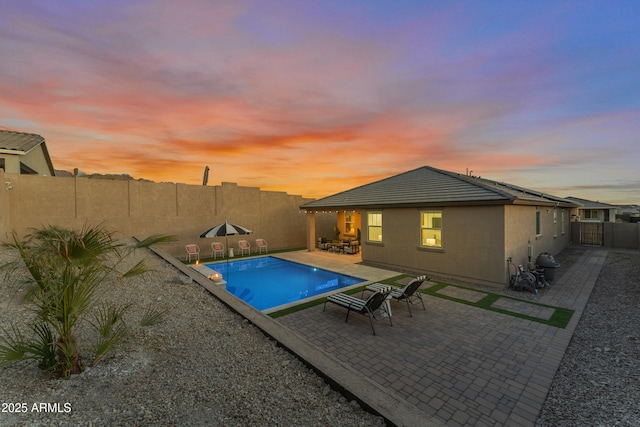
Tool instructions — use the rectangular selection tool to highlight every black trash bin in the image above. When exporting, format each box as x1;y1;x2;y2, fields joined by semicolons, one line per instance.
536;253;561;282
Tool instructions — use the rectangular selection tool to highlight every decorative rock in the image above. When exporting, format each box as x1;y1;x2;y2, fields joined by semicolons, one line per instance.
0;245;385;427
171;275;192;284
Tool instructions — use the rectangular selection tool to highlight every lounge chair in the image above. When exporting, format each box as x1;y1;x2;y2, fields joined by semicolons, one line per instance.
364;275;428;317
323;287;392;335
238;240;251;256
211;242;225;259
255;238;268;254
185;244;200;262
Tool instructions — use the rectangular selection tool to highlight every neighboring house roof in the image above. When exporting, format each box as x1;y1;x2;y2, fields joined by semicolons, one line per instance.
0;129;45;153
565;197;619;210
0;129;56;176
618;205;640;215
55;169;75;177
301;166;578;210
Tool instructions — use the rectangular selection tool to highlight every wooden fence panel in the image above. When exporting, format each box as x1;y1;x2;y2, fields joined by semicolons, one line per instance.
580;222;603;246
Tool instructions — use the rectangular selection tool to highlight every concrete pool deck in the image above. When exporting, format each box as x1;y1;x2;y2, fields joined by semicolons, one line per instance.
155;247;608;426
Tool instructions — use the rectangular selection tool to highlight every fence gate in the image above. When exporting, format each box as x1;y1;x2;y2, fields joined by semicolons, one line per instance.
580;222;604;245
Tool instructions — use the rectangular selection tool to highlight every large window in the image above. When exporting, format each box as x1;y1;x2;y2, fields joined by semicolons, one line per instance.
367;211;383;242
345;211;356;235
421;211;442;247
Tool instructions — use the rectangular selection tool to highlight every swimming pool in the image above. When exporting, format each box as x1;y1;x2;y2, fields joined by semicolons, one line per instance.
205;256;365;311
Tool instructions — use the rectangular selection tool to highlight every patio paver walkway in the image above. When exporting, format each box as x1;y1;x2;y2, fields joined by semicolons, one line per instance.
276;248;609;426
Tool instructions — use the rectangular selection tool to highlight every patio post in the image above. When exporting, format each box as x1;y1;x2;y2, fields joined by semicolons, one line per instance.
306;211;316;252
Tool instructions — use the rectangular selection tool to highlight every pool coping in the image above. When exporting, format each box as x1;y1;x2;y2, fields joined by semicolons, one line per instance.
147;245;439;427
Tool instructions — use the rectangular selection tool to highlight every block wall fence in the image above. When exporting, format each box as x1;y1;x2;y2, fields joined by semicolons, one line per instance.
0;170;336;260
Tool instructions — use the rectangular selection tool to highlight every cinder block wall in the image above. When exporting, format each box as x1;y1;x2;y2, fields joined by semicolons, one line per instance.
0;170;335;260
605;222;639;249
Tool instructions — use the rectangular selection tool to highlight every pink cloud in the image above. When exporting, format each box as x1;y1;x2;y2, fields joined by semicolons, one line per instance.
2;1;638;202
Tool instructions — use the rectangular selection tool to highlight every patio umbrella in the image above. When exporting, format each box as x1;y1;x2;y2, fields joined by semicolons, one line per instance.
199;219;252;238
199;219;252;266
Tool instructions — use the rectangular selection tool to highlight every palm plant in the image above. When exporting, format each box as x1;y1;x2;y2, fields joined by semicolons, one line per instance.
0;224;175;378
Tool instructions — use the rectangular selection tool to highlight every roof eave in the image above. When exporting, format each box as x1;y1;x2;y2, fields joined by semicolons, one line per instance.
301;198;580;211
0;148;27;155
301;199;514;211
511;198;580;208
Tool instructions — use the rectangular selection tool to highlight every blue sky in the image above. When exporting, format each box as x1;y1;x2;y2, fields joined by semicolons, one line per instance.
1;0;638;203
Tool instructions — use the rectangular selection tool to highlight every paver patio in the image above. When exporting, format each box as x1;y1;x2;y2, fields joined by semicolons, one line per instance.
275;248;609;426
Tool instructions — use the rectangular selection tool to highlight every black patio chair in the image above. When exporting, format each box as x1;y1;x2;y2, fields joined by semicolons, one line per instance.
323;287;392;335
364;275;428;317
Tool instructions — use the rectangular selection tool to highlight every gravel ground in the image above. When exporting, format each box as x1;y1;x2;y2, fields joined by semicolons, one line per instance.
537;249;640;427
1;243;638;426
0;244;384;427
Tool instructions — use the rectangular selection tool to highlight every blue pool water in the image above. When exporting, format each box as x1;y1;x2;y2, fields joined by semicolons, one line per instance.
205;256;364;311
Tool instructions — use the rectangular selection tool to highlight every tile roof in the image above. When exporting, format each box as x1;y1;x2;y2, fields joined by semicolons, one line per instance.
0;129;45;153
301;166;577;209
565;197;619;209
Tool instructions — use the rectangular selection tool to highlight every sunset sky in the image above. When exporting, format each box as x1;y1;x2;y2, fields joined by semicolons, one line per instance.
1;1;638;203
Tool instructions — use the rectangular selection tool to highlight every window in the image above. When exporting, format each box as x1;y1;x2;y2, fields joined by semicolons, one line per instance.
345;211;355;235
536;209;541;236
584;209;598;220
553;209;558;237
421;211;442;247
367;211;383;242
561;210;566;234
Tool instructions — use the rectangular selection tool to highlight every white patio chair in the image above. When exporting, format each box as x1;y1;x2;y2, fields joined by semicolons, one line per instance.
186;244;200;262
238;240;251;256
211;242;225;259
255;239;268;254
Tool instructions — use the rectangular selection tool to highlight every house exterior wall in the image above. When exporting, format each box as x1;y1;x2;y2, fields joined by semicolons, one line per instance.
0;155;20;174
0;146;53;176
361;205;507;287
0;171;8;237
21;146;54;176
304;211;337;249
578;207;616;223
505;205;572;267
0;170;317;260
359;204;573;287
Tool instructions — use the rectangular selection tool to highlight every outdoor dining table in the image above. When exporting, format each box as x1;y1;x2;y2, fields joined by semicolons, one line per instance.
328;242;345;254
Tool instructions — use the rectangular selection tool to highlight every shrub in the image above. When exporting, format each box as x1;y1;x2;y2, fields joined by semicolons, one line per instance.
0;224;175;378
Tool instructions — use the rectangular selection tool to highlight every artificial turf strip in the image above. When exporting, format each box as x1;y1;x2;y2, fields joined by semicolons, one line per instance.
269;274;574;328
422;281;574;329
268;298;325;318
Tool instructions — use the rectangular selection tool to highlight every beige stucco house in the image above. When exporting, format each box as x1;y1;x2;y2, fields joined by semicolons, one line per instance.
301;166;579;287
0;129;56;176
565;197;618;223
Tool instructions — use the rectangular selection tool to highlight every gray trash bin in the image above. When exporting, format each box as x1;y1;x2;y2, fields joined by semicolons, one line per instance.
536;253;561;282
